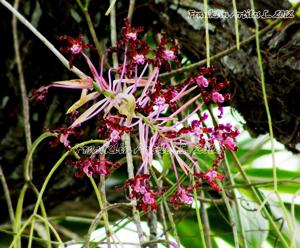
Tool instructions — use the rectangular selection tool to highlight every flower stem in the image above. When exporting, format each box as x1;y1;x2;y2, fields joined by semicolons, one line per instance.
249;0;277;192
219;183;239;248
76;0;105;57
9;140;106;248
163;200;181;246
89;176;112;248
12;0;32;154
0;166;15;227
232;0;240;50
224;155;247;248
127;0;135;23
192;178;207;248
123;133;145;244
203;0;210;66
24;132;56;181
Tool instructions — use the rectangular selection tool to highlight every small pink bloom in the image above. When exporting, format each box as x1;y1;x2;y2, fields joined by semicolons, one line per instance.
212;91;224;104
110;130;121;142
59;133;71;147
162;49;176;60
133;54;145;64
70;44;82;54
126;32;137;40
205;170;218;181
196;75;209;87
155;96;166;107
58;35;93;68
223;137;237;151
204;169;225;182
143;192;156;204
82;160;93;177
178;187;193;204
49;127;78;148
170;186;193;208
134;180;147;194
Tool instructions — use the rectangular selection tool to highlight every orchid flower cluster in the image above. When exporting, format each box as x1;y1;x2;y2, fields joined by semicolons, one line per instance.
31;19;239;211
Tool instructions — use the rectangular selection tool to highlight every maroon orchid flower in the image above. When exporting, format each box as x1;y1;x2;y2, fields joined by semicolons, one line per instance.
58;34;94;68
122;174;159;212
71;156;119;177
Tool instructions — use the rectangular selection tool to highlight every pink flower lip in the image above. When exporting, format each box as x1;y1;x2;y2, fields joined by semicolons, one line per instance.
126;32;137;40
196;75;209;87
224;137;237;151
133;54;145;64
155;96;166;106
143;192;155;204
70;44;82;54
179;189;193;204
205;170;218;180
110;130;121;142
212;91;224;104
162;49;176;60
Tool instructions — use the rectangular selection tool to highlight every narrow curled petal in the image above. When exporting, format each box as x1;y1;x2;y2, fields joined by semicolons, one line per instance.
51;79;94;90
66;92;100;114
82;53;108;90
71;99;107;127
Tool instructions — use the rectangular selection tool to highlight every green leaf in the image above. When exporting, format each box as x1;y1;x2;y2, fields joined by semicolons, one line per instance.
234;192;269;248
226;148;274;166
243;168;300;179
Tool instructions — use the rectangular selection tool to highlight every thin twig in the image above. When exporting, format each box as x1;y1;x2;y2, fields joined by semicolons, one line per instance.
232;0;240;50
159;203;170;247
203;0;210;66
0;166;15;226
224;156;247;248
12;0;32;160
85;203;131;247
147;210;158;248
110;0;119;68
229;152;289;248
76;0;105;57
200;190;212;248
192;178;207;248
127;0;135;23
219;183;239;248
163;200;181;246
100;175;112;248
224;179;300;190
88;177;112;248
